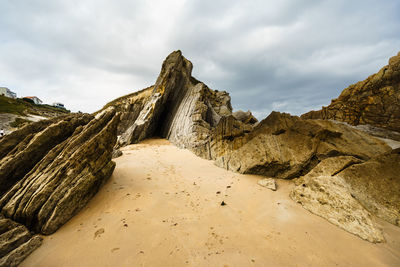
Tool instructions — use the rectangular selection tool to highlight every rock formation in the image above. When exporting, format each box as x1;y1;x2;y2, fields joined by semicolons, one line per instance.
0;114;92;195
0;108;119;234
339;148;400;227
103;50;398;242
291;148;400;242
0;214;42;267
302;52;400;133
290;156;382;242
0;48;398;265
210;112;390;179
0;107;119;259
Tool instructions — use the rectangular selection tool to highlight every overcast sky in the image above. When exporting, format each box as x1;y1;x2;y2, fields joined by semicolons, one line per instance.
1;0;399;118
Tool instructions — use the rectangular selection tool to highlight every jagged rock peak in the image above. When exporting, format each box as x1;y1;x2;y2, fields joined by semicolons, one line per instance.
117;50;233;147
302;51;400;132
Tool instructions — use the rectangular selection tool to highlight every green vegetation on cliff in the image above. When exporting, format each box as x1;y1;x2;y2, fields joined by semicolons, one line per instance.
0;95;70;116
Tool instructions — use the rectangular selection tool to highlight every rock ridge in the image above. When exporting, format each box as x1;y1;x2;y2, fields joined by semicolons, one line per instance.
302;51;400;132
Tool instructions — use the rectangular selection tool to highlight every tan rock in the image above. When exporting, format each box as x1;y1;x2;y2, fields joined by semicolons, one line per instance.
339;148;400;227
0;214;42;267
290;156;385;243
0;114;92;195
0;108;119;234
212;112;390;179
257;178;277;191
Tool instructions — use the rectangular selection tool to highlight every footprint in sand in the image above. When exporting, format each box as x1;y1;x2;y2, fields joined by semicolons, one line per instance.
94;228;105;239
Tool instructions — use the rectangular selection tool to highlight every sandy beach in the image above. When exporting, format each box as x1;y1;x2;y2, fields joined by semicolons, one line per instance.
21;139;400;267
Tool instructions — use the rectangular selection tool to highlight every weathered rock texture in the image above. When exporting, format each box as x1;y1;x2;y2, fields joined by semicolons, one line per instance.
0;214;42;267
0;108;119;235
211;112;390;178
291;148;400;242
0;114;92;195
101;87;153;136
302;51;400;132
290;156;384;242
339;148;400;227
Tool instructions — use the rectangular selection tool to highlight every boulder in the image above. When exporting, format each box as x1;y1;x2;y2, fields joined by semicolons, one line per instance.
232;110;258;124
339;148;400;226
257;178;277;191
290;156;386;242
291;149;400;242
112;149;123;159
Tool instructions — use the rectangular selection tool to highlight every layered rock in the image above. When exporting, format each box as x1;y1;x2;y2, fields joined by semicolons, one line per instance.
0;115;67;159
0;114;92;195
118;51;195;146
0;49;394;255
302;51;400;132
0;214;42;267
101;86;153;136
0;108;119;234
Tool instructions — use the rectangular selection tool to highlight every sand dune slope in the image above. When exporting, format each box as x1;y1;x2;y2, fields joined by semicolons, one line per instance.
21;139;400;267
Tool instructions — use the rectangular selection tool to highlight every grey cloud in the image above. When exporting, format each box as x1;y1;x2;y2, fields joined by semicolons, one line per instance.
1;0;399;117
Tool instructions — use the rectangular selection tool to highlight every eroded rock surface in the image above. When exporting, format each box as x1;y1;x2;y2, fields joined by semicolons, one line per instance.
0;49;396;256
291;148;400;242
290;156;385;242
0;114;92;195
339;148;400;227
0;108;119;235
302;51;400;132
211;113;390;178
0;214;42;267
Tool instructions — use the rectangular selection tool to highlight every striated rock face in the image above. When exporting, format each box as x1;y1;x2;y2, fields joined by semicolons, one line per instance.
115;52;390;175
302;51;400;132
0;214;42;267
118;51;196;146
0;108;119;235
0;115;68;159
101;87;153;136
0;114;92;195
